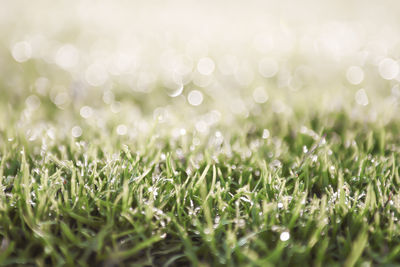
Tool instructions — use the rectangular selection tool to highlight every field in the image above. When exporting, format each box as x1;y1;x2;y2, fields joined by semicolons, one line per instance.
1;1;400;266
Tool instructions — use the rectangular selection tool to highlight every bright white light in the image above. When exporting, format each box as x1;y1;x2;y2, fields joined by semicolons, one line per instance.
188;90;203;106
80;106;93;119
346;66;364;85
180;128;187;135
253;86;269;103
280;231;290;241
85;63;108;86
12;41;32;62
116;124;128;135
165;81;184;97
262;129;270;139
355;89;369;106
379;58;399;80
197;57;215;75
55;44;79;70
47;129;56;140
71;126;82;138
258;58;278;78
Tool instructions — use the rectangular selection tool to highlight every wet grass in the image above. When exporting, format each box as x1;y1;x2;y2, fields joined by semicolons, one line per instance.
2;1;400;265
1;101;400;266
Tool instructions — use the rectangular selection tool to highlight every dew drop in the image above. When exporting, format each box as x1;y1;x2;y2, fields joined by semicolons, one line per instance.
355;89;369;106
253;86;269;103
280;231;290;241
346;66;364;85
71;126;82;138
80;106;93;119
188;90;203;106
116;124;128;136
55;44;79;70
197;57;215;75
12;41;32;62
262;129;270;139
379;58;399;80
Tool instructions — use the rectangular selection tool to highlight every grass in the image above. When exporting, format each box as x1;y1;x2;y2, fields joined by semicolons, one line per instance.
1;92;400;266
1;4;400;263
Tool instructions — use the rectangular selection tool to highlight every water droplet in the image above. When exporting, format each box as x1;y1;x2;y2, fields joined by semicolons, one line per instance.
280;231;290;241
379;58;399;80
355;89;369;106
253;86;269;103
55;44;79;70
188;90;203;106
53;92;70;107
197;57;215;75
204;228;212;234
71;126;82;138
103;90;115;104
346;66;364;85
12;41;32;62
80;106;93;119
165;82;184;97
47;129;55;140
262;129;270;139
116;124;128;135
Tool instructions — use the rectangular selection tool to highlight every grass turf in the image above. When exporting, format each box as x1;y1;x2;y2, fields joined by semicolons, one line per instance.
1;96;400;266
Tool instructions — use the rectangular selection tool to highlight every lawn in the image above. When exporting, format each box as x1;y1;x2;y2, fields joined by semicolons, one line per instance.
1;87;400;266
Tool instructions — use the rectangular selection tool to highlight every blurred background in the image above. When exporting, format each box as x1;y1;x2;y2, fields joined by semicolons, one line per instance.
1;0;400;142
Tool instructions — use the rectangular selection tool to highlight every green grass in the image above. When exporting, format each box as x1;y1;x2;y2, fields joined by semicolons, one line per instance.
1;95;400;266
1;8;400;263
